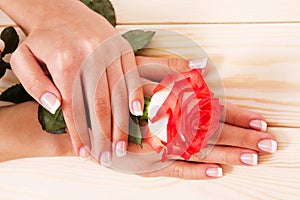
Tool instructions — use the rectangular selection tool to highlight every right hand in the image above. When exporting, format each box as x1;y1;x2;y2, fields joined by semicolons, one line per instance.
2;0;144;165
123;56;277;179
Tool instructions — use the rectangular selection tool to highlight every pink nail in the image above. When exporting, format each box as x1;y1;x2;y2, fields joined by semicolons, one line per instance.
132;100;143;116
116;141;127;157
240;153;258;165
79;146;90;160
258;139;277;153
249;120;267;132
206;168;223;177
40;92;61;114
100;151;112;167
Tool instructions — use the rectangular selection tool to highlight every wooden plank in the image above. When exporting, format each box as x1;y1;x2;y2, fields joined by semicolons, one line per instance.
1;0;300;25
118;24;300;128
110;0;300;24
1;24;300;127
0;127;299;199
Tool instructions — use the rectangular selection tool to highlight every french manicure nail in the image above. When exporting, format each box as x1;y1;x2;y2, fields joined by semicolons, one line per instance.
116;141;127;157
258;139;277;153
40;92;61;114
189;58;208;69
206;167;223;177
240;153;258;165
132;100;143;116
249;119;268;132
100;151;112;167
0;39;5;52
79;146;90;160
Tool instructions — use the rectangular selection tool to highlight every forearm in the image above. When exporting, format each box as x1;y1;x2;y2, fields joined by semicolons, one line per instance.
0;0;87;34
0;102;74;162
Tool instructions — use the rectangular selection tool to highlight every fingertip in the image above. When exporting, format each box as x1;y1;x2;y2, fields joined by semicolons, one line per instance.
249;119;268;132
79;145;91;160
115;140;127;157
205;167;223;178
100;151;112;168
40;92;61;114
131;99;144;116
10;42;62;114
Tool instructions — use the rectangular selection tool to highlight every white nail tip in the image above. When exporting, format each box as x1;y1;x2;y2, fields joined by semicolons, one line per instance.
79;146;90;160
134;110;144;117
206;168;223;177
261;121;267;132
100;151;112;168
241;153;258;165
258;139;277;153
269;140;278;153
189;58;208;69
49;99;61;114
116;141;127;158
41;93;61;115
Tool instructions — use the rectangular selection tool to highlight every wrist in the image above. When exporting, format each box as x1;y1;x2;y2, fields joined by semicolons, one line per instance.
0;0;81;34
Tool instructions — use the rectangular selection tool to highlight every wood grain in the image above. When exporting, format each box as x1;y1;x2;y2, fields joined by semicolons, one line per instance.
110;0;300;24
1;0;300;25
1;4;300;200
117;24;300;128
0;127;299;200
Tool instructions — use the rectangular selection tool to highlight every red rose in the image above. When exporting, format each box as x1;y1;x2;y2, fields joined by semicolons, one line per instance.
146;69;222;161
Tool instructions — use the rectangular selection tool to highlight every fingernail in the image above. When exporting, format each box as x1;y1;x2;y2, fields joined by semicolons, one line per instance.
132;100;143;116
40;92;61;114
100;151;112;167
249;119;267;132
206;167;223;177
189;58;208;69
240;153;258;165
258;139;277;153
0;39;5;52
116;141;127;157
79;146;90;160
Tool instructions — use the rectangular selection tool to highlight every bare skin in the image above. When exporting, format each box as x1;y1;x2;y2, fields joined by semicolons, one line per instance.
0;56;277;180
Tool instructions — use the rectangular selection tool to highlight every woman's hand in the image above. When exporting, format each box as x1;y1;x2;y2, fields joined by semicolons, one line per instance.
133;102;276;179
127;56;277;179
0;56;277;180
0;0;144;165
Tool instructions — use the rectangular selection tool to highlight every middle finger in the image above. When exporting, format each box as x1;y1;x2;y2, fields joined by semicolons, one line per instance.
217;123;277;153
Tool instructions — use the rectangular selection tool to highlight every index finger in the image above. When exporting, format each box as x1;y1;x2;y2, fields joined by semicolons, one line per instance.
225;102;268;132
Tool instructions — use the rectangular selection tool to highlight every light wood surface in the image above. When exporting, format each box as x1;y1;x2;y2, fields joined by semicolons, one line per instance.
1;1;300;200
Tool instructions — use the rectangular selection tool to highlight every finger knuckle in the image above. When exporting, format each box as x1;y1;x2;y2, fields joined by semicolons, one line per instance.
240;131;252;148
95;97;111;117
224;153;235;164
167;58;187;72
232;112;243;126
54;50;74;74
170;164;184;178
22;78;41;96
112;89;128;105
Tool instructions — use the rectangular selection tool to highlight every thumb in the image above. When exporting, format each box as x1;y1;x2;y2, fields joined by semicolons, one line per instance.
10;43;61;114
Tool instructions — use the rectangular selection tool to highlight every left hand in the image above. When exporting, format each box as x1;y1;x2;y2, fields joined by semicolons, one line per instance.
127;56;277;179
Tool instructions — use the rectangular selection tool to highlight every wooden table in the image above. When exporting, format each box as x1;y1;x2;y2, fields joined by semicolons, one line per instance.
0;1;299;199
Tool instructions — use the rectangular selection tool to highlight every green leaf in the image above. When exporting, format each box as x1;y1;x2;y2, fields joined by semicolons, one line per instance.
1;60;11;69
0;61;6;79
122;30;155;53
129;114;143;147
139;96;151;121
0;84;33;104
0;26;19;56
38;105;67;134
81;0;116;27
